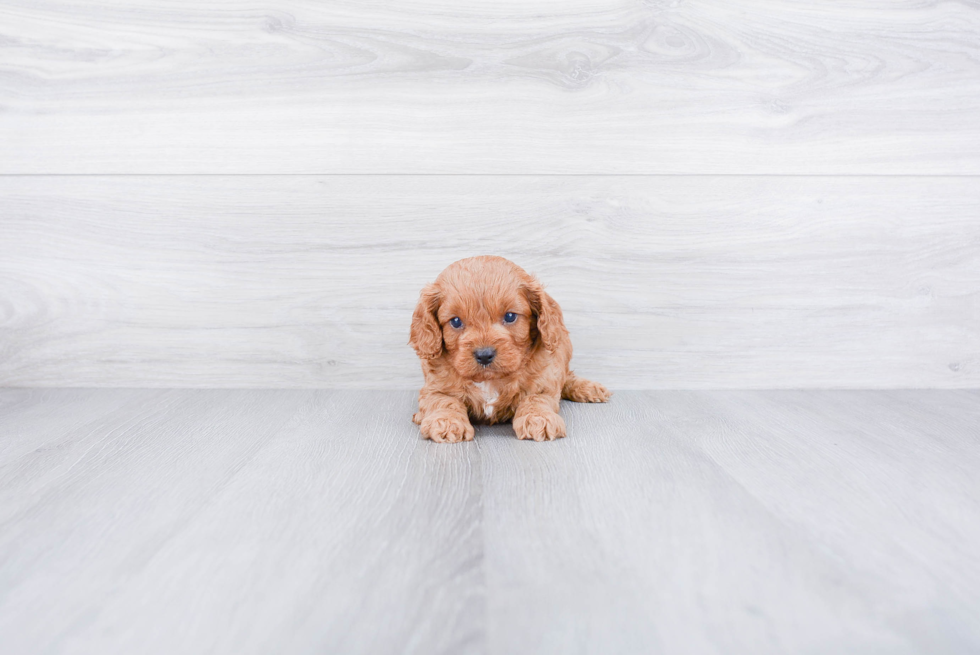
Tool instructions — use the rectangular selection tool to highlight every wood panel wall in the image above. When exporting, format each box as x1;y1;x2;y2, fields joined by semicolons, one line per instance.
1;1;978;388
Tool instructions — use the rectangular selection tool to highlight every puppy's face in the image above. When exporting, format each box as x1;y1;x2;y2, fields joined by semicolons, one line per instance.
435;277;533;382
410;257;556;382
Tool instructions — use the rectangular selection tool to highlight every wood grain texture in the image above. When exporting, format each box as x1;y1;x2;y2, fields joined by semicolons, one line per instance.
0;389;483;655
481;389;980;653
2;0;980;173
1;175;977;389
1;389;978;653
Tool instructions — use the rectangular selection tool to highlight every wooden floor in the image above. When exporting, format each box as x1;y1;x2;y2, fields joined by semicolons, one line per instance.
1;389;978;654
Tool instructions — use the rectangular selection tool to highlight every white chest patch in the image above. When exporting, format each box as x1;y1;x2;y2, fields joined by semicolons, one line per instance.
474;382;500;419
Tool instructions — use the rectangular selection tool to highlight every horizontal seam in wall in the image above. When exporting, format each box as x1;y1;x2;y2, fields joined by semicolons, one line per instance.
1;173;980;178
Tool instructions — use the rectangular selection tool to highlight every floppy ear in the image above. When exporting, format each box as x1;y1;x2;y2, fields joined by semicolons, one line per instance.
409;283;444;359
525;277;567;352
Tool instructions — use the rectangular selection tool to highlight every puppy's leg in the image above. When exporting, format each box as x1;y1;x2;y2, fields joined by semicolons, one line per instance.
561;373;612;403
513;393;566;442
416;392;475;443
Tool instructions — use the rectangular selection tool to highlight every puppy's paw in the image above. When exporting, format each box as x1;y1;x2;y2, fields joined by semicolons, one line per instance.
421;414;474;443
513;411;566;442
564;378;612;403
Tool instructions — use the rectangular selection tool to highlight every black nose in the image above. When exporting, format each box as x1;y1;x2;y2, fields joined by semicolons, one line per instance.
473;347;496;366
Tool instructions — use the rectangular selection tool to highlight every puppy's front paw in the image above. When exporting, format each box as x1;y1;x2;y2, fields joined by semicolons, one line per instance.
513;412;566;442
421;414;474;443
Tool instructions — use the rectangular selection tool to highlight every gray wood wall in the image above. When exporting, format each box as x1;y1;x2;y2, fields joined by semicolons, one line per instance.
1;1;978;389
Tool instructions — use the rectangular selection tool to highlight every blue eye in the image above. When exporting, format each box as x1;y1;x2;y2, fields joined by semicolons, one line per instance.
503;312;517;324
449;317;463;329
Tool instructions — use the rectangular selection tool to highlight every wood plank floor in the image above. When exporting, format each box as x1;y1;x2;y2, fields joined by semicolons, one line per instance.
1;389;977;654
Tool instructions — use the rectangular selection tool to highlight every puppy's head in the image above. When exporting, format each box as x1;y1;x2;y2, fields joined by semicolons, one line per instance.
409;256;565;381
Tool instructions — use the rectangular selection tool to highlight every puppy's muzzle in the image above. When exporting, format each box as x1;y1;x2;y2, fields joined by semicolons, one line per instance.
473;347;496;367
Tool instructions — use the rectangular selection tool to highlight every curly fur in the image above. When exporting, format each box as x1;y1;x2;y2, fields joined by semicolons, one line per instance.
409;256;610;442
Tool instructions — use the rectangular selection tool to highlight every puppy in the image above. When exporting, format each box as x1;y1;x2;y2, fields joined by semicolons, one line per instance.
409;256;610;443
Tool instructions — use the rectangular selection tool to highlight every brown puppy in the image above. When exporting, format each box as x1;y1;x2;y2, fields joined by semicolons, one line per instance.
409;256;610;443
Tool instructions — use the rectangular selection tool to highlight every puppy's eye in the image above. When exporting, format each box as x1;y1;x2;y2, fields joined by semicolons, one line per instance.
503;312;518;324
449;317;463;329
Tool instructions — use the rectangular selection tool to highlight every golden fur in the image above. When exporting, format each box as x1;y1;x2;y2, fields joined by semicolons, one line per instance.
409;256;610;443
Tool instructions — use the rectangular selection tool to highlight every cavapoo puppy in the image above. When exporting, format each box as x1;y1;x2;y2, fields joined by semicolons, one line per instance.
409;256;610;443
